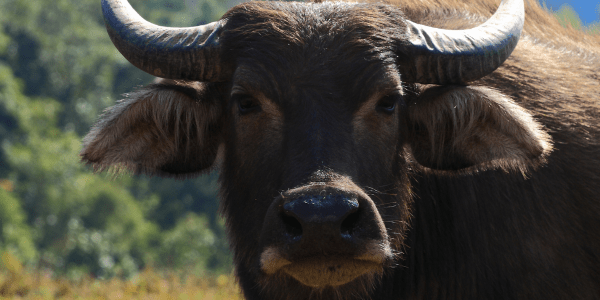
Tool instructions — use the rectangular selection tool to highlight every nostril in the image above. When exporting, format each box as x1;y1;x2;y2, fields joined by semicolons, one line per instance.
340;209;360;238
281;212;303;239
281;193;361;242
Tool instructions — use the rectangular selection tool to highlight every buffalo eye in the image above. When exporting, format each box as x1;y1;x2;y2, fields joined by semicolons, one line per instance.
234;94;261;115
376;94;401;114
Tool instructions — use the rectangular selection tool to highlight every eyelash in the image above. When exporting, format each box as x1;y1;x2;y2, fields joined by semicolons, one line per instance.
376;94;400;113
233;94;261;115
232;93;400;115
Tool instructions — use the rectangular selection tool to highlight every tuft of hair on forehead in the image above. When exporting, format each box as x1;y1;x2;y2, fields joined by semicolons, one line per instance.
221;1;409;56
219;1;409;107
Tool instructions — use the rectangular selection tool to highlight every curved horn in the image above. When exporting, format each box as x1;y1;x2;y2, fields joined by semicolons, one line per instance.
398;0;524;84
102;0;228;82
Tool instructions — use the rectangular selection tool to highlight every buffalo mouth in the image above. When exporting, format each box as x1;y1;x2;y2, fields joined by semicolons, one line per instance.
258;174;395;287
283;256;383;287
260;242;392;287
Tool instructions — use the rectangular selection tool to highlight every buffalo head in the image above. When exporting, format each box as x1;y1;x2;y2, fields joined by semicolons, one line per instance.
81;0;551;298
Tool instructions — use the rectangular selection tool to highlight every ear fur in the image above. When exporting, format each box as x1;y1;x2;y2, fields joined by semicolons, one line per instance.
406;85;552;173
80;79;225;177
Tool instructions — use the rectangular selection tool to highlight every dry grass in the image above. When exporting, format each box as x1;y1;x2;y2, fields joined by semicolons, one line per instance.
0;253;243;300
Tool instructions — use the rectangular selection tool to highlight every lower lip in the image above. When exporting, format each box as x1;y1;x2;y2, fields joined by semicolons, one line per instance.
282;256;382;287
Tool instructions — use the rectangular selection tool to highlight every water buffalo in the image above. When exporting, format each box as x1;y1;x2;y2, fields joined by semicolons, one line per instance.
81;0;600;298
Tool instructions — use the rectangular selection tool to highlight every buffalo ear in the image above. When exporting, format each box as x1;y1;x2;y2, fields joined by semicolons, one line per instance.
80;79;226;177
405;85;552;172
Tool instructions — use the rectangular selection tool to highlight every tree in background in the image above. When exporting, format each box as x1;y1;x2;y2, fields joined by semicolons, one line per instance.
0;0;230;279
551;3;600;34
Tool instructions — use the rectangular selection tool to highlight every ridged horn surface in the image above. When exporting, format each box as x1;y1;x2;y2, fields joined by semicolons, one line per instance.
102;0;228;81
398;0;524;84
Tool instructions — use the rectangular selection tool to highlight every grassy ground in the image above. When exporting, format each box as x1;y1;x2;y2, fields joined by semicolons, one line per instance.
0;253;243;300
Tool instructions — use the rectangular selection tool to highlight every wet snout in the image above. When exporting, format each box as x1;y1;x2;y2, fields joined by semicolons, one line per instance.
282;192;360;245
259;175;392;287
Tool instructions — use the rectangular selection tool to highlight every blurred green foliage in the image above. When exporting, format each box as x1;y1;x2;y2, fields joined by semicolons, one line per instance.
552;3;600;34
0;188;36;263
0;0;231;279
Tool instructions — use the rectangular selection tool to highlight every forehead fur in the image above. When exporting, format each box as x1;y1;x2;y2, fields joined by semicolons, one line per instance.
221;2;408;105
222;2;408;47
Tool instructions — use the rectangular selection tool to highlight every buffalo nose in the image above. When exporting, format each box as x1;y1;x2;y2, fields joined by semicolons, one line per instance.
281;194;361;242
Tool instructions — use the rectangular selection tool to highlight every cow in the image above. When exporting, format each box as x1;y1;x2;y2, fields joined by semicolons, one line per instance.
81;0;600;298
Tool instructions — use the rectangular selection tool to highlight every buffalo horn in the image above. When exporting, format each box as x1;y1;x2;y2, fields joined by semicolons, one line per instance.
102;0;228;82
398;0;524;84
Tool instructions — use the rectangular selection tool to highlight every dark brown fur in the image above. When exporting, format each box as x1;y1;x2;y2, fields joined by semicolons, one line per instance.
82;0;600;299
